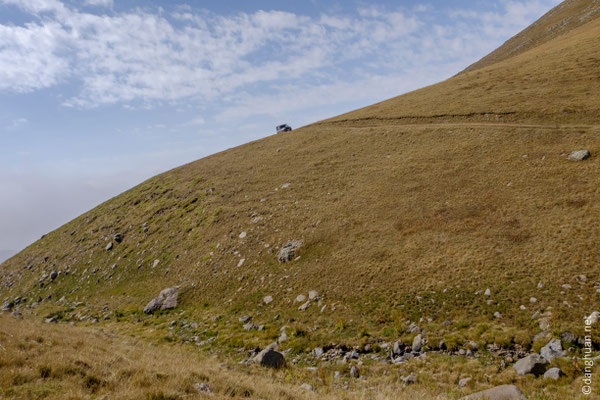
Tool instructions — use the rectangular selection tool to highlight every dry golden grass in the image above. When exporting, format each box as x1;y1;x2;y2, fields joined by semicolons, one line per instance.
1;314;596;399
0;313;455;400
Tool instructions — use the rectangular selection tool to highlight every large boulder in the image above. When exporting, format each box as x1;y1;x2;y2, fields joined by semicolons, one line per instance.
143;287;179;314
459;385;527;400
540;338;565;362
254;348;286;369
277;241;302;263
513;354;548;376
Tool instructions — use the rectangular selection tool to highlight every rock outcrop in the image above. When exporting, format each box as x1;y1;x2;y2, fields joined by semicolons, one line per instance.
143;287;179;314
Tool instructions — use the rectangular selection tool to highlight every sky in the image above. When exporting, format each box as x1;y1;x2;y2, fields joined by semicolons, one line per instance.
0;0;561;263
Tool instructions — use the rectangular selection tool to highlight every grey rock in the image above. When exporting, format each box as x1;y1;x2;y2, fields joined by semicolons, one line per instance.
513;354;548;376
543;367;564;380
312;347;324;358
350;365;359;378
402;372;417;385
263;295;273;305
299;383;315;391
308;290;319;300
298;301;311;311
195;382;212;393
458;377;472;388
243;323;257;331
105;242;113;251
587;311;600;325
412;334;423;352
113;233;123;243
539;317;551;331
568;150;591;161
239;316;252;323
143;287;179;314
295;294;306;303
484;288;491;296
459;385;527;400
277;241;302;263
406;322;420;334
540;338;565;361
50;270;58;280
254;348;286;369
393;341;403;355
560;331;577;344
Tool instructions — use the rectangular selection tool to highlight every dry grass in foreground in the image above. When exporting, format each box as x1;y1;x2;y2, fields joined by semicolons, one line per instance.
0;314;449;400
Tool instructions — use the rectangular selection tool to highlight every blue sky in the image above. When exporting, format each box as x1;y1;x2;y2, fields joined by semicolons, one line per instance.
0;0;561;262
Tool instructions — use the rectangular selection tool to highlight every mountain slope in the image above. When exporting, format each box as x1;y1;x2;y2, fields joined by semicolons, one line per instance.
328;10;600;125
1;4;599;398
463;0;600;73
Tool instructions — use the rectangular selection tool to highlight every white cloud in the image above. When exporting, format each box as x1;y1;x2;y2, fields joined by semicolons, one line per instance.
84;0;113;7
0;0;560;111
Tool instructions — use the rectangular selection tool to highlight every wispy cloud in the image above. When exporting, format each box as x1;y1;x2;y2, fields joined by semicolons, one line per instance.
0;0;560;111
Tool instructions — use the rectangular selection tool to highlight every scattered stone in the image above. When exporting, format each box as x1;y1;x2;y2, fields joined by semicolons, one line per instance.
113;233;123;243
459;385;527;400
513;354;548;376
105;242;113;251
458;377;472;388
298;301;311;311
277;241;302;263
543;367;564;380
243;323;258;331
529;297;537;303
406;322;420;334
194;382;212;394
350;365;360;378
577;275;587;283
50;270;58;280
1;301;14;311
402;373;417;385
586;311;600;325
308;290;319;300
263;295;273;305
539;317;551;332
295;294;306;303
412;334;423;352
494;312;502;319
561;284;571;290
239;231;247;239
568;149;591;161
560;332;577;344
143;287;179;314
484;288;492;296
299;383;314;392
254;348;286;369
239;316;252;323
537;281;544;289
312;347;324;358
237;258;245;267
540;338;566;361
153;259;160;268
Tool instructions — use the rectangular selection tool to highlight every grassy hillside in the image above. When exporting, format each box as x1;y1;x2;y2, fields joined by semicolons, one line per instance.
1;1;599;399
463;0;600;73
